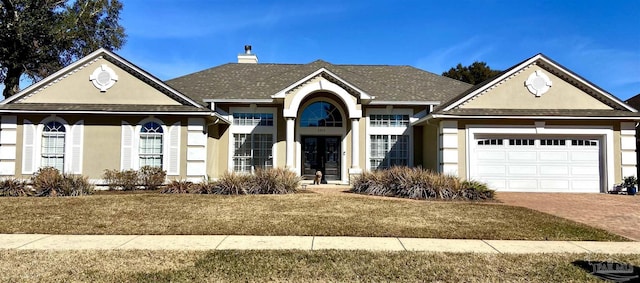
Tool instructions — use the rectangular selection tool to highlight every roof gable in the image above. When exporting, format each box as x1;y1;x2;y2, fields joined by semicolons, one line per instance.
438;54;635;113
1;49;204;108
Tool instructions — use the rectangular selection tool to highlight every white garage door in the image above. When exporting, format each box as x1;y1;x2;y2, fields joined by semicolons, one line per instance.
469;137;601;192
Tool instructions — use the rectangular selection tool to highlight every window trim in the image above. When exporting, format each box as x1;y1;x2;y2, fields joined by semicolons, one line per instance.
365;108;414;171
41;121;66;171
228;107;277;173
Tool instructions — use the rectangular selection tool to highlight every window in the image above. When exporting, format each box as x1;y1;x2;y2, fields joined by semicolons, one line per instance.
233;133;273;173
509;139;534;146
300;101;343;127
540;139;566;146
233;113;273;126
477;139;503;146
571;139;598;146
370;134;409;169
139;122;163;167
370;114;409;127
41;121;65;171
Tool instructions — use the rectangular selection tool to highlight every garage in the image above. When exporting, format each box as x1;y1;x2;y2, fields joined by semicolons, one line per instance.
469;136;602;193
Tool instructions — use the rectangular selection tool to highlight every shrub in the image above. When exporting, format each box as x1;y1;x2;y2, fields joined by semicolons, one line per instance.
139;166;166;190
102;169;138;190
161;180;193;194
213;172;251;195
31;167;94;197
351;166;494;201
0;178;29;197
247;168;301;194
32;167;65;197
191;181;216;194
61;174;94;196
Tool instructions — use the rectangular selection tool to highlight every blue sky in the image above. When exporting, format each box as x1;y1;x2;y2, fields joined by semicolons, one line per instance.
8;0;640;100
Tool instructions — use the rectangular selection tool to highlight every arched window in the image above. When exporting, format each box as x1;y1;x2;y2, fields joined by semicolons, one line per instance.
300;101;343;127
139;122;163;167
41;121;66;171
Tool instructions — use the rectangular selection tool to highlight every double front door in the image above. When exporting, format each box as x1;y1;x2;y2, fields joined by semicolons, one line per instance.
302;136;340;180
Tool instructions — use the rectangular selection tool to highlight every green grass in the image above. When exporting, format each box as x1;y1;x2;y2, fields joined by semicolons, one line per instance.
0;191;625;241
1;250;638;282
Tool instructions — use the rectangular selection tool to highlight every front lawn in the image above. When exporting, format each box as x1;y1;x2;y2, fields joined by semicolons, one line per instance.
0;191;625;241
2;250;638;282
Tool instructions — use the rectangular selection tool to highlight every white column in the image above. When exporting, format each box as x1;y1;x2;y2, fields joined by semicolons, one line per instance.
286;117;295;169
620;122;637;178
440;120;459;176
350;118;361;172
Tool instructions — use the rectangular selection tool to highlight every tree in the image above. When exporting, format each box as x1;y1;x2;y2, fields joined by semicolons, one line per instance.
0;0;125;99
442;61;502;85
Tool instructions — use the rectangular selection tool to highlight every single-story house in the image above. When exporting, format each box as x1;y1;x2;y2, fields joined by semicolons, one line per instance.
0;46;637;193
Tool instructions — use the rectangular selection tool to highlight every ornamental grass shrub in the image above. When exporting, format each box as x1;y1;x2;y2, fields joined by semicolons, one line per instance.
102;167;166;190
351;166;494;201
161;168;301;195
161;180;194;194
0;178;29;197
30;167;94;197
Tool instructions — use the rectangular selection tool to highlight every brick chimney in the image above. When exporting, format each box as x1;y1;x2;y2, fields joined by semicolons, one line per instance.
237;45;258;64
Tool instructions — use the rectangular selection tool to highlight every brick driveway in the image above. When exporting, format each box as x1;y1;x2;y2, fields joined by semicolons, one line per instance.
497;192;640;241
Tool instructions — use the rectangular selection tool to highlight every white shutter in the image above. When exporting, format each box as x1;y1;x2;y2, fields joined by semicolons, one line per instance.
69;120;84;174
166;122;180;175
121;122;135;170
22;120;36;174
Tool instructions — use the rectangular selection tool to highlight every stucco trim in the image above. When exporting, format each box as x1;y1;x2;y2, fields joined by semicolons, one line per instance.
272;68;373;101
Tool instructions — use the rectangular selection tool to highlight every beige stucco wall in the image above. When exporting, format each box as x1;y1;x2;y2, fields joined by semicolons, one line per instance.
460;66;613;110
13;114;192;180
452;119;627;184
421;124;439;171
20;57;181;105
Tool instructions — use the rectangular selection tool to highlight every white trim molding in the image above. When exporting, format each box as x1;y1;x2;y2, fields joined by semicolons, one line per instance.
283;76;362;119
620;122;637;178
465;124;615;192
439;120;459;176
187;118;207;181
0;116;17;175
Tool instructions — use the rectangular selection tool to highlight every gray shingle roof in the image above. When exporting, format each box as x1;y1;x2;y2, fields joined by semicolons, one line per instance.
0;103;209;113
166;60;472;104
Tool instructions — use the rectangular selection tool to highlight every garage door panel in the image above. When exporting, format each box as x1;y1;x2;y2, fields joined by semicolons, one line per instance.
540;166;569;175
571;166;599;175
508;151;536;161
508;180;538;190
477;165;506;175
571;151;599;161
477;151;506;160
572;180;600;192
540;180;570;190
539;152;569;161
508;165;537;175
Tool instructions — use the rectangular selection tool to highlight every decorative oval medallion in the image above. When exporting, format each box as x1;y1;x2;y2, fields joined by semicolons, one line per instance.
525;70;552;97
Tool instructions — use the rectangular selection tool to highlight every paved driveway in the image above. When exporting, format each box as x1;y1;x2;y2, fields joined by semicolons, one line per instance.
497;192;640;241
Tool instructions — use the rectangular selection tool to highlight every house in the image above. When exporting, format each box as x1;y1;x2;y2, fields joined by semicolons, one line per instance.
0;46;637;193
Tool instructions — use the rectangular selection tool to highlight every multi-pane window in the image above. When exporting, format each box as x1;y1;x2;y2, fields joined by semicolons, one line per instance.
370;134;409;170
41;121;65;171
233;113;273;126
300;101;343;127
540;139;566;146
571;139;598;146
477;139;503;146
139;122;163;167
233;133;273;173
369;115;409;127
509;139;535;146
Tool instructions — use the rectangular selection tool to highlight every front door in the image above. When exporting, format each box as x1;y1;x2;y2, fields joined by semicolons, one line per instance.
302;136;341;180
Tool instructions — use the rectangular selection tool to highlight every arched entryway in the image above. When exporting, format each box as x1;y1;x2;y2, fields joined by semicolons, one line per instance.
298;100;345;180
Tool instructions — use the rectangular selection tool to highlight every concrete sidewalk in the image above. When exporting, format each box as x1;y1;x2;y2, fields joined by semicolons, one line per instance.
1;234;639;254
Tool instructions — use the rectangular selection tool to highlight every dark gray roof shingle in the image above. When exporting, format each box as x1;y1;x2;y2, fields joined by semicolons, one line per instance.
166;60;472;103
